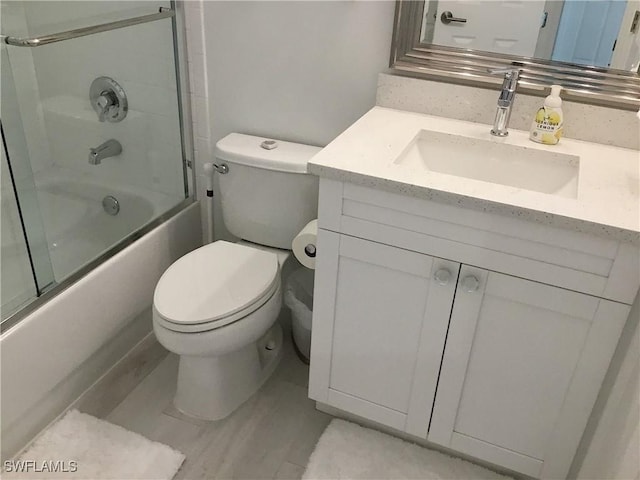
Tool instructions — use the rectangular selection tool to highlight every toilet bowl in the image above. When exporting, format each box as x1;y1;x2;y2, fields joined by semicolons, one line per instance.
153;241;288;420
152;133;320;421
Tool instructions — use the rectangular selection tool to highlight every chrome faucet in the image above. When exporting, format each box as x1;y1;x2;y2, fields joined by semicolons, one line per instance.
89;139;122;165
488;68;521;137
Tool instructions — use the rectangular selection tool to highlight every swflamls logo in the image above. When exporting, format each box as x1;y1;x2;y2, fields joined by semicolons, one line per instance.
4;460;78;473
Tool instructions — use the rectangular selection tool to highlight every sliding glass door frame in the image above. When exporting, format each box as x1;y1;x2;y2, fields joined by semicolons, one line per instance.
0;1;196;333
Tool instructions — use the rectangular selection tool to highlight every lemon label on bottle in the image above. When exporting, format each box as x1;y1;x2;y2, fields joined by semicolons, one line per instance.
532;106;562;145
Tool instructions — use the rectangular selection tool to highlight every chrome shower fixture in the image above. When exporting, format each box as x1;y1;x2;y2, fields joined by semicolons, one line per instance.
90;76;128;122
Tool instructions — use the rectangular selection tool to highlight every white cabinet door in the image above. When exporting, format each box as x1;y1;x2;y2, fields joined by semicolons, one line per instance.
429;265;630;479
309;231;459;434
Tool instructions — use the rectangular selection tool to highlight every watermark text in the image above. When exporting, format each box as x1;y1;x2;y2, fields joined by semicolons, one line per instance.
4;460;78;473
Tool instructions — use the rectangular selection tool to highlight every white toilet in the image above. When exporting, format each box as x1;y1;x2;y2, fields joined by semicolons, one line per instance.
152;133;320;420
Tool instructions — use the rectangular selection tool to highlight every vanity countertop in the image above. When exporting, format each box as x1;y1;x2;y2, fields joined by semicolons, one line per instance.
308;107;640;244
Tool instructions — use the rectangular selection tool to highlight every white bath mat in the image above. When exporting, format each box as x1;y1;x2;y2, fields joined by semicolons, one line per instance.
4;409;185;479
303;419;513;479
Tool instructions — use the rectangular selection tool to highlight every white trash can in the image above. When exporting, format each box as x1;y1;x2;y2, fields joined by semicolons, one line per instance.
284;267;314;363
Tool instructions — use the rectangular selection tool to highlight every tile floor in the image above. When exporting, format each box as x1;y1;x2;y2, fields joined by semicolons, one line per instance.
81;326;332;480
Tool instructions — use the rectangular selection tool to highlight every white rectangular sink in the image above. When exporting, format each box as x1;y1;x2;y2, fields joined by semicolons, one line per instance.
394;130;580;198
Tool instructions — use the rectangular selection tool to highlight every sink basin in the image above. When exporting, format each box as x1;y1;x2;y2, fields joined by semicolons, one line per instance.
394;130;580;198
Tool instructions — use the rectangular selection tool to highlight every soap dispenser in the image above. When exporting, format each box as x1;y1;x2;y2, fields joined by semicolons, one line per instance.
529;85;563;145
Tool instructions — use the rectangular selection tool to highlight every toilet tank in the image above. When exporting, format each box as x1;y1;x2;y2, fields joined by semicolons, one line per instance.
214;133;320;249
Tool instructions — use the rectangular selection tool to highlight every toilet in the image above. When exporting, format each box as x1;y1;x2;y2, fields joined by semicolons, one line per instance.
152;133;320;421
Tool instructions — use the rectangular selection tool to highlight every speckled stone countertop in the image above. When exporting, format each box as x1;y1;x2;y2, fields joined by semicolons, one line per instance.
308;107;640;244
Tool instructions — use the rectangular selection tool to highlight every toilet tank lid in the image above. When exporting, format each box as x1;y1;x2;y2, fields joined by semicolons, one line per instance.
214;133;321;173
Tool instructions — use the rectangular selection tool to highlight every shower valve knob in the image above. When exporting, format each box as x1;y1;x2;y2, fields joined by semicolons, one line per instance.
90;76;128;123
95;93;116;122
96;94;111;109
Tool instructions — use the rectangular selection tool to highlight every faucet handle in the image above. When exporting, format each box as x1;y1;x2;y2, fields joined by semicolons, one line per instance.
95;92;117;122
488;67;521;77
488;67;521;94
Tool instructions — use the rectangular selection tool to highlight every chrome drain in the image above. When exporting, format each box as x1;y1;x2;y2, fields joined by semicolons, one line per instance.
102;195;120;216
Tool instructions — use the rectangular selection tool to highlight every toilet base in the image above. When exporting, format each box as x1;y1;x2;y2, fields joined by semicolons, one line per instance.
174;322;284;421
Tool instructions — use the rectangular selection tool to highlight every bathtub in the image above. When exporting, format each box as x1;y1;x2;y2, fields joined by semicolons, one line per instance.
35;175;180;281
2;173;181;318
0;196;202;460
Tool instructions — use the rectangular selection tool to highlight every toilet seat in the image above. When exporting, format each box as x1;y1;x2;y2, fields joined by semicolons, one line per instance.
153;241;279;333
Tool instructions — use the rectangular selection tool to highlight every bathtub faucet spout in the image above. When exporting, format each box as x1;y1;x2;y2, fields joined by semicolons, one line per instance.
89;139;122;165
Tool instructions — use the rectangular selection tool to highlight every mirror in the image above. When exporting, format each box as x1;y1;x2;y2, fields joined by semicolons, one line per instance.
391;1;640;109
422;1;640;72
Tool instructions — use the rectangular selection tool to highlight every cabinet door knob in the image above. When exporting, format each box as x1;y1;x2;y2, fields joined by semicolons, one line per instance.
461;275;480;292
434;268;452;285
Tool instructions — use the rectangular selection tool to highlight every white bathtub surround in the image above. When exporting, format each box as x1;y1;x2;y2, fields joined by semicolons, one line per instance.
303;419;512;480
1;203;201;461
38;95;184;199
3;2;186;202
309;107;640;243
377;73;640;150
4;410;184;480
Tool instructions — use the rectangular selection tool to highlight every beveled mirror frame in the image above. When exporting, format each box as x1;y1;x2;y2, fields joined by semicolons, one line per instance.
390;1;640;110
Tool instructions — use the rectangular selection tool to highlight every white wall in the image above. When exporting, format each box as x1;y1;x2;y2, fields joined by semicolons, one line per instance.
185;0;395;240
202;0;395;147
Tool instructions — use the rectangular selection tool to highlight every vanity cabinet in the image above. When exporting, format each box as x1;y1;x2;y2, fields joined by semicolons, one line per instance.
309;179;637;479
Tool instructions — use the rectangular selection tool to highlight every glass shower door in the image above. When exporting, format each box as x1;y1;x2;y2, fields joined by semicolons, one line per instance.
1;1;191;327
1;40;56;319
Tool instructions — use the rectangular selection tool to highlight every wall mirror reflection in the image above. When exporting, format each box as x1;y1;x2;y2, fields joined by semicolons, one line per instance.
421;0;640;72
